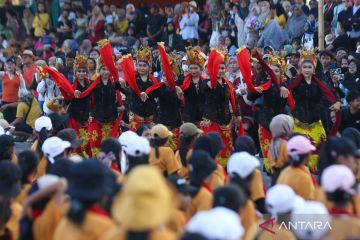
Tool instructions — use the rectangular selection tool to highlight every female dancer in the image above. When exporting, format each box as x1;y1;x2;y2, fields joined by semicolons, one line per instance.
200;48;242;166
285;50;341;171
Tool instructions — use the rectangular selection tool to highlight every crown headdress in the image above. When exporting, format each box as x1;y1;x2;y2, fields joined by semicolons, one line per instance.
73;54;88;73
300;50;317;67
211;46;229;64
169;53;180;78
267;52;286;75
186;47;205;67
136;46;152;63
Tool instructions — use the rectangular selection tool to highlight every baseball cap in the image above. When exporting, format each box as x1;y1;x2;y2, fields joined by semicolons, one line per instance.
321;164;356;195
180;122;203;138
327;137;360;158
266;184;305;216
151;124;173;139
42;137;71;164
167;175;197;196
118;130;138;152
227;152;260;179
291;201;331;240
35;116;53;132
186;207;244;240
287;135;316;156
189;150;217;184
126;136;150;157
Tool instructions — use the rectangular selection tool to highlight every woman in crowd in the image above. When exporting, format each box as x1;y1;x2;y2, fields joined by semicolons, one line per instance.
88;6;105;45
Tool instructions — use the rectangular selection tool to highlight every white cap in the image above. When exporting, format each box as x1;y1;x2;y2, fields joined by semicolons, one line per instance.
42;137;71;164
227;152;260;178
321;164;356;195
118;131;139;153
0;126;4;135
266;184;305;216
126;136;150;157
186;207;244;240
37;174;60;189
35;116;53;132
291;201;331;240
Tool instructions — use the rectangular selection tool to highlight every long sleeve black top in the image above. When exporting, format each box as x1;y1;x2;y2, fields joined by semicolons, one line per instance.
67;81;91;125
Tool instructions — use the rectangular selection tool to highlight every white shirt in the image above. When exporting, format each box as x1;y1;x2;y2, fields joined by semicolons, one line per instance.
350;5;360;38
36;78;61;114
180;12;199;40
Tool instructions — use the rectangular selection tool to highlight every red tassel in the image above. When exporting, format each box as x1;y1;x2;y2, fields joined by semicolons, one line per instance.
208;50;224;89
98;39;119;80
119;54;141;96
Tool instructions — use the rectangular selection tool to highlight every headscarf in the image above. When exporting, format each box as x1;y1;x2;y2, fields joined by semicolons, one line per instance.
239;2;250;20
286;5;307;39
305;19;316;34
257;20;288;51
269;114;294;161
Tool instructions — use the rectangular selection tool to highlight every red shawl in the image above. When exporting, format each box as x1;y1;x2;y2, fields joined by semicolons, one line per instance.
208;50;224;89
287;74;341;136
119;54;140;96
157;43;176;91
180;74;204;91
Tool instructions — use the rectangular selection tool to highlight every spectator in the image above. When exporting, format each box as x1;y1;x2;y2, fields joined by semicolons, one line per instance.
74;8;88;44
22;7;34;37
32;2;50;38
273;3;288;29
165;4;175;23
103;5;114;25
343;59;360;92
324;0;337;34
88;5;105;45
234;1;249;47
198;5;212;43
286;5;307;40
343;0;360;51
0;57;26;123
147;4;164;44
327;22;350;51
309;0;318;18
163;22;185;52
10;90;42;139
57;9;73;47
332;0;345;35
22;50;37;89
180;1;199;43
295;0;310;15
300;20;316;50
125;3;137;22
245;5;260;49
258;0;271;29
0;34;8;49
105;23;117;42
5;10;22;42
114;8;128;36
282;1;292;17
225;36;237;56
341;90;360;131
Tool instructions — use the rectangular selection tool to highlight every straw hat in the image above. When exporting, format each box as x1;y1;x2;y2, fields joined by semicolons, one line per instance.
112;166;174;231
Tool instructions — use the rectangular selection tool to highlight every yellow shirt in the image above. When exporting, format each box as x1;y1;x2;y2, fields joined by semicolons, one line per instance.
175;149;193;179
275;14;287;29
103;227;176;240
53;211;116;240
250;169;266;202
32;13;50;37
16;98;43;128
149;147;180;175
257;223;297;240
240;200;258;240
115;19;129;35
277;165;315;200
186;187;213;219
208;163;226;190
327;216;360;239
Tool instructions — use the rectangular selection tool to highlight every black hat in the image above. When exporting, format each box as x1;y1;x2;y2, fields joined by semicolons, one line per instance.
193;136;213;155
68;159;108;202
189;150;217;185
0;161;21;197
342;128;360;149
6;57;16;64
57;128;82;149
167;175;197;197
329;137;360;158
233;136;257;155
213;184;247;211
206;132;225;158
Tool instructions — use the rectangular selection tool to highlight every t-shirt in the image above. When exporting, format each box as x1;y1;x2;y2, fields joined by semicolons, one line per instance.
147;14;164;36
331;34;350;51
16;98;43;128
149;146;180;175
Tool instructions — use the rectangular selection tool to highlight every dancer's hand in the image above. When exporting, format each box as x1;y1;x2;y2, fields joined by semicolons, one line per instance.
140;92;149;102
74;90;81;98
280;86;289;98
255;87;263;93
329;101;341;112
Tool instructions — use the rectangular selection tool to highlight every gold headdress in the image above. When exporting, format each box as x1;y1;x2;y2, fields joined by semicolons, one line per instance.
136;46;152;64
211;46;229;64
96;56;105;73
267;53;286;75
73;54;88;73
300;50;317;67
186;47;205;68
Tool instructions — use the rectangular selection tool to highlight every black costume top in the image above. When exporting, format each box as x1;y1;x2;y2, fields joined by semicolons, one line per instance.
148;84;182;128
202;79;240;125
92;80;122;123
67;80;91;125
247;84;288;129
178;77;204;123
126;76;157;117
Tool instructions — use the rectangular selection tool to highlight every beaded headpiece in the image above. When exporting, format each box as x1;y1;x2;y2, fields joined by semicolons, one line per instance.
136;46;152;64
169;53;180;78
211;46;229;64
300;50;317;67
73;54;88;73
267;53;286;75
186;47;205;68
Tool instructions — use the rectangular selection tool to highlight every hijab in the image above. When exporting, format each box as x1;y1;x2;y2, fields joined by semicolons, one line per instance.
269;114;294;161
286;6;307;39
239;3;250;20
